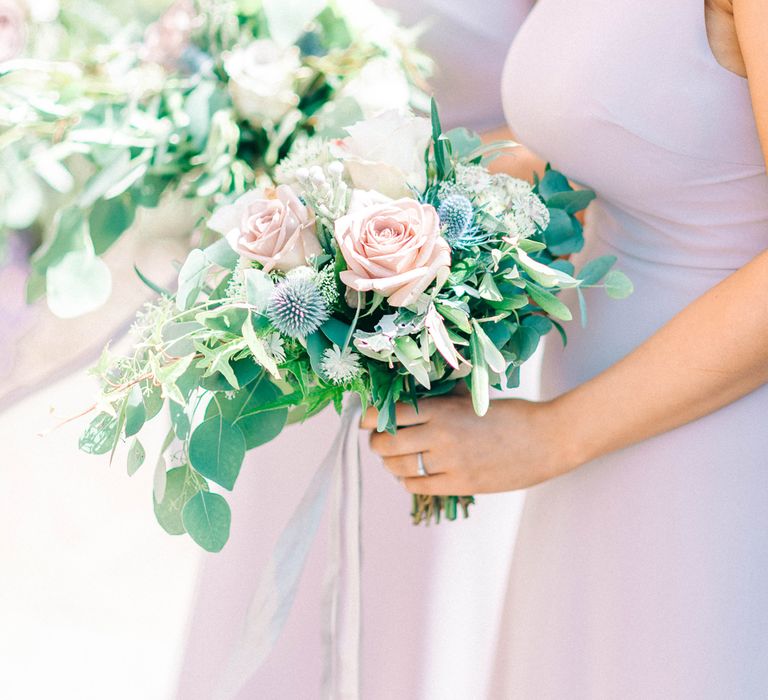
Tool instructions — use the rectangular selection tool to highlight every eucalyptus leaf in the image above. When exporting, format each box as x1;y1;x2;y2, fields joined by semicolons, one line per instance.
176;249;210;311
182;491;231;552
89;196;136;256
188;415;246;490
124;384;146;438
205;374;288;450
127;438;146;476
46;249;112;318
604;270;634;299
579;255;617;286
79;412;119;455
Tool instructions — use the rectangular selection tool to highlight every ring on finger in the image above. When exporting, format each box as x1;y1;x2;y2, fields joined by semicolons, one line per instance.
416;452;429;477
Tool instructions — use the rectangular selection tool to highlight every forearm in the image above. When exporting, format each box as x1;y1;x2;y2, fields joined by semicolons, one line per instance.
552;249;768;469
481;126;547;182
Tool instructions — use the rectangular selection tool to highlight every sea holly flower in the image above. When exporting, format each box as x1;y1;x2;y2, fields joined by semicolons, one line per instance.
267;275;329;339
209;186;322;273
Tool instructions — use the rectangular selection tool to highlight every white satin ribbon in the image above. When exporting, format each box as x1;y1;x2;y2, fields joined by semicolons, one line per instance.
215;397;363;700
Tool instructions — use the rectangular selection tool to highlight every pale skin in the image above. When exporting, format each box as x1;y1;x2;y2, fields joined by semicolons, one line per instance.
363;0;768;497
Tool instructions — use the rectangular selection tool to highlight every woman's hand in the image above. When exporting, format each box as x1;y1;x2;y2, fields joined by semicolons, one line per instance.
361;395;574;496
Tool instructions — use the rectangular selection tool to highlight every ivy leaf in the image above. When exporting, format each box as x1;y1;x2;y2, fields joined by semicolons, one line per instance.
182;491;231;553
242;314;281;379
200;355;262;392
188;415;246;491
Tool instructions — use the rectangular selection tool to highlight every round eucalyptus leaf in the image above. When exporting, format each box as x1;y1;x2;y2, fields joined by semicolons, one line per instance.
188;416;246;491
154;466;207;536
182;491;231;552
205;374;287;450
79;412;119;455
604;270;634;299
125;384;146;438
127;438;146;476
46;250;112;319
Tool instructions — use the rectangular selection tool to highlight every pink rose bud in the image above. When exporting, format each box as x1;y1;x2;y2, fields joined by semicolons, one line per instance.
142;0;195;68
208;185;323;273
334;193;451;308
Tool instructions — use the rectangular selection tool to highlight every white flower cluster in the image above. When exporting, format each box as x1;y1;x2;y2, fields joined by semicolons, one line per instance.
274;136;336;187
293;160;350;226
320;345;362;385
452;165;550;243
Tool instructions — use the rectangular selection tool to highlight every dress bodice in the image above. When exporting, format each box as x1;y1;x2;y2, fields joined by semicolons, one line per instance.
502;0;768;269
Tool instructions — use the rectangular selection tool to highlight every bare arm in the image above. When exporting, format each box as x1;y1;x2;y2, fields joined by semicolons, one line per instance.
365;0;768;495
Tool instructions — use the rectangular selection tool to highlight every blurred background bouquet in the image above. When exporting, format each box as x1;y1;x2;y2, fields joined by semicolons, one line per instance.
0;0;430;317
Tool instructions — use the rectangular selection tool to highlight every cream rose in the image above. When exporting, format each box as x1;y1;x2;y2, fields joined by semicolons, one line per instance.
333;111;432;198
225;40;301;126
209;185;322;273
334;192;451;307
0;1;26;62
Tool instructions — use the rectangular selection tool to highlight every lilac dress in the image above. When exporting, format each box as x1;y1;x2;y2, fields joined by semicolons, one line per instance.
494;0;768;696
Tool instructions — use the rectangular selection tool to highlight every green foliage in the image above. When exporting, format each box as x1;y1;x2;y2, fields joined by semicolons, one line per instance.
182;491;231;553
79;412;120;455
189;415;247;491
153;466;208;536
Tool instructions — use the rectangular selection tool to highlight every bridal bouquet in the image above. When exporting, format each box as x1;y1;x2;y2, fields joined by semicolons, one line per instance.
78;104;631;551
0;0;428;317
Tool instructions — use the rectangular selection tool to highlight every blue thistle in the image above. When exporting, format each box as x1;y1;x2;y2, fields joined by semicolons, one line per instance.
438;194;474;240
267;276;329;339
437;193;493;249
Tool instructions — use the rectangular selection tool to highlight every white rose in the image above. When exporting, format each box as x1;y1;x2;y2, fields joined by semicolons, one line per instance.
333;110;432;199
339;57;411;118
225;40;301;126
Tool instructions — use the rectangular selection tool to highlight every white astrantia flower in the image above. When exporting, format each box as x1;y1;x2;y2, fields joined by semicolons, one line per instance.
265;333;286;363
454;164;492;197
274;135;335;187
320;345;362;385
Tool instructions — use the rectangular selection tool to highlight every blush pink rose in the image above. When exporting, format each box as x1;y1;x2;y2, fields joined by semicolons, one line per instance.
0;1;26;62
208;185;322;273
334;192;451;307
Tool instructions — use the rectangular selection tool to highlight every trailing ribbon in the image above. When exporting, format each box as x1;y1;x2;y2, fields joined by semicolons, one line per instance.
215;397;363;700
